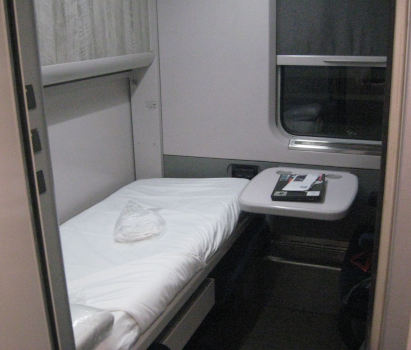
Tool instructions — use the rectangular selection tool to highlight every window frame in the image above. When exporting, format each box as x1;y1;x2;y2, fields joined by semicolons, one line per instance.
276;55;386;156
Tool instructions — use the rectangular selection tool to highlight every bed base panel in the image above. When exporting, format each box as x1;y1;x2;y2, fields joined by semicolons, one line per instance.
133;214;255;350
158;278;215;350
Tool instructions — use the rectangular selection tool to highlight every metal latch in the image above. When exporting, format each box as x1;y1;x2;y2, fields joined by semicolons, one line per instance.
31;129;42;153
36;170;46;194
25;84;36;110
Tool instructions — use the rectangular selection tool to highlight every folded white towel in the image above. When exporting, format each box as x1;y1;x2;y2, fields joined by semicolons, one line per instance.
70;304;114;350
113;201;165;243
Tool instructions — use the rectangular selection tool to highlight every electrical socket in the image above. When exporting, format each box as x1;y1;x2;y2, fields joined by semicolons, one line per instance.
230;164;259;179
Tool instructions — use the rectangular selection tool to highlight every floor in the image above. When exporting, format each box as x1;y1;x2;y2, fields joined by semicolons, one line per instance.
184;258;348;350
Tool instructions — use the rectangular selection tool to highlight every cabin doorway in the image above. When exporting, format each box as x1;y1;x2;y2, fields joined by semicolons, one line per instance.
3;1;411;350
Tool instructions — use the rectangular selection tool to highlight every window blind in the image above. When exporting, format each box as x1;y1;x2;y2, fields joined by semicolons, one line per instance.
276;0;390;56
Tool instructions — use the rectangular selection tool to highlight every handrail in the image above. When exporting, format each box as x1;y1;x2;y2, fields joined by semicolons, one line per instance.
289;138;382;156
323;57;387;64
277;55;387;67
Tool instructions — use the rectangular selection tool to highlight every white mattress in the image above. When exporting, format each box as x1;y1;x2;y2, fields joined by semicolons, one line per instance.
60;177;249;348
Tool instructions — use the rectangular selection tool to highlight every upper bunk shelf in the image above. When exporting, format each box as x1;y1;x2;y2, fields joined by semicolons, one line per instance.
41;52;154;86
34;0;151;86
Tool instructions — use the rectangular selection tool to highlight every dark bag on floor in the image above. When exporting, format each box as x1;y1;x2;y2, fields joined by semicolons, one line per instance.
339;225;374;350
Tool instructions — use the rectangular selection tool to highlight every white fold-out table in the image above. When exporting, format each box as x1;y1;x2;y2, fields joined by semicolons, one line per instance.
239;167;358;221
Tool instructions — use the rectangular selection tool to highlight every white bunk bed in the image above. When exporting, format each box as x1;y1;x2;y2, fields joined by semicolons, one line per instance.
59;177;251;349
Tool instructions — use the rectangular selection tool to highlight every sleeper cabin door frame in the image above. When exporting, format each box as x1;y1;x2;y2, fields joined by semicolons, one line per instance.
370;0;411;349
3;1;75;348
4;0;411;349
0;1;53;348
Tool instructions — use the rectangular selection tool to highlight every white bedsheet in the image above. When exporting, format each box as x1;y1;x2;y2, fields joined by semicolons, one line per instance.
96;312;140;350
70;304;114;350
60;177;249;347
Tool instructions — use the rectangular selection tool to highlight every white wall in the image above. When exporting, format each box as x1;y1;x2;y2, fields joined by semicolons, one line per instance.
40;1;162;221
44;74;135;223
131;0;163;179
157;0;380;169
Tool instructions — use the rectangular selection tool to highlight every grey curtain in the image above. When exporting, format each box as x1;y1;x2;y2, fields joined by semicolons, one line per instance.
277;0;390;56
34;0;150;66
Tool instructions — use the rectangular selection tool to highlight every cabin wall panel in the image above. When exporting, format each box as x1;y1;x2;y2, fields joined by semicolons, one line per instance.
44;76;135;223
157;0;379;169
130;0;163;179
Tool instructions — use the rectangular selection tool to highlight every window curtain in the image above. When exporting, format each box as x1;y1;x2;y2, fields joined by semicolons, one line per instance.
34;0;150;66
277;0;390;56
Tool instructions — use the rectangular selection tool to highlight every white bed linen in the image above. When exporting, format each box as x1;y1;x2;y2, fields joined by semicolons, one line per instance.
60;178;249;346
96;312;140;350
70;304;114;350
68;253;204;333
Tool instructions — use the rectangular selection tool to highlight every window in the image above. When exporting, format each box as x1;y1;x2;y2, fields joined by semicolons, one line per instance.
275;0;390;148
279;63;386;141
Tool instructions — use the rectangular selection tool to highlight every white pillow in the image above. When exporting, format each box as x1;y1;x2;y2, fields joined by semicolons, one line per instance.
113;201;165;243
